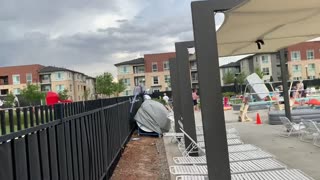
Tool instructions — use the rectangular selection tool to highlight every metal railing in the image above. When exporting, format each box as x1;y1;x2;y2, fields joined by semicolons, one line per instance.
0;97;141;180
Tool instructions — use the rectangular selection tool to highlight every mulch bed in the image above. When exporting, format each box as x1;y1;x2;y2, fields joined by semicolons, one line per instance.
111;132;170;180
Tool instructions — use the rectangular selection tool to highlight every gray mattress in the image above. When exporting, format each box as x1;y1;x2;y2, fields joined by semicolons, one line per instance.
269;109;320;125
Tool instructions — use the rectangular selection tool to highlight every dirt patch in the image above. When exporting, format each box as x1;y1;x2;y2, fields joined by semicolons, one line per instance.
111;132;170;180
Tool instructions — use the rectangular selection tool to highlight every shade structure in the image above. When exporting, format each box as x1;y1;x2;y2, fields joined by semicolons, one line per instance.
217;0;320;57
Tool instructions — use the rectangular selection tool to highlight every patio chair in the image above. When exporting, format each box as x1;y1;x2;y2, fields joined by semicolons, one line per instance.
173;150;273;165
279;117;305;137
300;119;320;147
179;128;258;157
176;169;314;180
170;158;286;175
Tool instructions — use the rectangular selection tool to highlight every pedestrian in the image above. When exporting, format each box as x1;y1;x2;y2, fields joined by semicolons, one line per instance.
163;93;169;104
192;89;199;111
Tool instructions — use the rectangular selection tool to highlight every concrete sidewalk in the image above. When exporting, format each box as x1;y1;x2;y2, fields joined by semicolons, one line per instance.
164;110;320;179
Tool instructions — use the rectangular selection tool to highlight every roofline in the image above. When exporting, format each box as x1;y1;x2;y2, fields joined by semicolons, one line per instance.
144;52;176;56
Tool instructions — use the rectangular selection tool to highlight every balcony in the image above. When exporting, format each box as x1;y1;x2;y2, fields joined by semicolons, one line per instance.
40;74;51;84
0;76;9;85
192;79;199;84
190;66;197;71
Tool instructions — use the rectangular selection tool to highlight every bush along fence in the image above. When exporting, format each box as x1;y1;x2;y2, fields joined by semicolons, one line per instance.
0;96;141;180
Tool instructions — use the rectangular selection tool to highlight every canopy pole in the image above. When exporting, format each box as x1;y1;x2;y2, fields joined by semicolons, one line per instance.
169;58;182;133
191;1;235;179
280;49;292;120
175;42;198;153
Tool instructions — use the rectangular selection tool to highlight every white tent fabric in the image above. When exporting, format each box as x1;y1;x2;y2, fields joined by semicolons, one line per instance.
217;0;320;57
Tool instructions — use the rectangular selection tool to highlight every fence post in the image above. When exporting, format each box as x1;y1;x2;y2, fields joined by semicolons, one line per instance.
54;103;68;180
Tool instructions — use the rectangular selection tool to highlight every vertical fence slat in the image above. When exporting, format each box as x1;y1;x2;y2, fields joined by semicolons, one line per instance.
0;142;14;180
17;109;22;131
54;104;68;180
38;130;50;180
70;120;79;180
0;110;6;135
48;127;59;180
27;134;41;180
14;138;29;180
8;109;14;133
23;108;29;129
29;107;34;127
35;106;40;126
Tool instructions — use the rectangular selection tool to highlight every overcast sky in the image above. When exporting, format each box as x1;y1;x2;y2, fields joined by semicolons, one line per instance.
0;0;247;77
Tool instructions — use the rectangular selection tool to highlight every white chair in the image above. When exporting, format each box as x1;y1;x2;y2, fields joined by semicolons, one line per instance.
176;169;315;180
279;117;305;137
300;119;320;147
170;158;286;175
173;150;273;165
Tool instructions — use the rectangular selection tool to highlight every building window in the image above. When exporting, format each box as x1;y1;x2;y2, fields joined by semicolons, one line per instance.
164;75;170;83
163;61;170;71
26;73;32;84
78;85;80;91
255;57;258;62
13;88;21;95
191;73;198;81
293;77;302;80
123;78;131;86
56;85;65;92
125;90;130;96
56;72;63;80
152;63;158;72
12;74;20;85
292;65;301;72
70;84;73;92
308;64;316;72
153;76;159;85
308;76;316;80
307;49;314;60
261;55;269;63
291;51;301;61
262;68;270;75
133;66;145;74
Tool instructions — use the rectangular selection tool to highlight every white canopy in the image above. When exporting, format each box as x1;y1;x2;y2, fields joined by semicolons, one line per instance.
217;0;320;57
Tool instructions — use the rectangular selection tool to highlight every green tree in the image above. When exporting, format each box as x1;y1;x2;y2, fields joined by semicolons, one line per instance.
20;84;45;105
113;79;127;97
4;92;16;107
222;71;235;84
96;72;114;97
255;68;264;79
236;72;247;93
58;89;69;100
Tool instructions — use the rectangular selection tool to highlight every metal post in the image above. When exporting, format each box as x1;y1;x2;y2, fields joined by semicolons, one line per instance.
280;49;291;120
169;58;182;132
191;1;241;179
175;42;198;151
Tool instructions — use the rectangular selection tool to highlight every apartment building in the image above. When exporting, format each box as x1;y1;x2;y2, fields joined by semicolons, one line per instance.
189;54;199;89
39;66;95;101
239;53;281;82
220;61;241;86
115;52;175;96
115;58;145;96
0;64;44;96
287;41;320;80
144;52;174;92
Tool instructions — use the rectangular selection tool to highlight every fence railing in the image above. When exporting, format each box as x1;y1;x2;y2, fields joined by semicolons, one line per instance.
0;97;141;180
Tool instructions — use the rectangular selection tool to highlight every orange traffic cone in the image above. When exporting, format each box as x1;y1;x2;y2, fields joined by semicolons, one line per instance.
256;113;262;125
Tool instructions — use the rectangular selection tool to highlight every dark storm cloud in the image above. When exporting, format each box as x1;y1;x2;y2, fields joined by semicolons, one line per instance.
0;0;197;76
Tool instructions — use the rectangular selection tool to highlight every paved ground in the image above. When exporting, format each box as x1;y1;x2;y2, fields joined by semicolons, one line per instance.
164;109;320;180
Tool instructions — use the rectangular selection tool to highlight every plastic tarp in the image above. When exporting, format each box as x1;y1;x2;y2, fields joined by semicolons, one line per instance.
134;100;171;134
245;73;269;101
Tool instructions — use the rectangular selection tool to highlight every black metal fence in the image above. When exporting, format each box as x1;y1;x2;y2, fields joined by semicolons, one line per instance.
0;96;141;180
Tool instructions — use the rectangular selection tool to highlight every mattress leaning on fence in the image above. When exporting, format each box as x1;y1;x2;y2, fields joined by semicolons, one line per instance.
176;169;314;180
173;150;273;165
170;158;286;175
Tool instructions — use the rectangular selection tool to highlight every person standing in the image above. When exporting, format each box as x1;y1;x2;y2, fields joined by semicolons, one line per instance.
163;93;169;104
192;89;199;111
